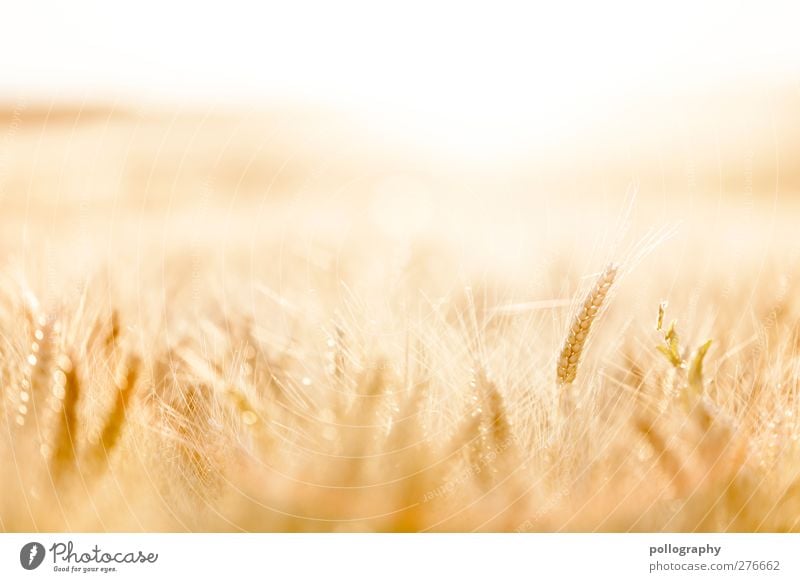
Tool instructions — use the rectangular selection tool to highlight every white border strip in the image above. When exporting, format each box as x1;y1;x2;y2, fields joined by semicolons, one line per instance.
1;534;798;581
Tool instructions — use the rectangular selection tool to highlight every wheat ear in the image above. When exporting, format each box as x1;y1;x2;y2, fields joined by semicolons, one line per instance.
557;263;618;385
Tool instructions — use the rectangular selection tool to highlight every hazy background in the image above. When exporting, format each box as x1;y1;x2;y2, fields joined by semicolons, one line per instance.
2;1;800;206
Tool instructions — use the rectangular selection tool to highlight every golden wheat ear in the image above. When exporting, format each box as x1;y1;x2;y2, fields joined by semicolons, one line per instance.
557;263;618;385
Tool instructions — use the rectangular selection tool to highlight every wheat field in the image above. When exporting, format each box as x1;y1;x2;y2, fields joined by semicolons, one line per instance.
1;106;799;532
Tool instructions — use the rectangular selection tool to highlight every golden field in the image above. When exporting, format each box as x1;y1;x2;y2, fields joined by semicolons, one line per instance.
1;101;799;532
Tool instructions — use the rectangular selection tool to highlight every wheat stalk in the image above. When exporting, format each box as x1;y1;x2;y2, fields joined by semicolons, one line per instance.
466;367;517;488
26;314;55;415
557;263;618;385
91;353;140;467
635;415;689;496
48;352;80;480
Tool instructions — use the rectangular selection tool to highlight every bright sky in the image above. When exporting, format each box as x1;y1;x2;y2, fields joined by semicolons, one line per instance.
2;1;799;148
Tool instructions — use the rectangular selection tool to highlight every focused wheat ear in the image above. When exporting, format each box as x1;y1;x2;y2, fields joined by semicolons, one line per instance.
557;263;618;385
